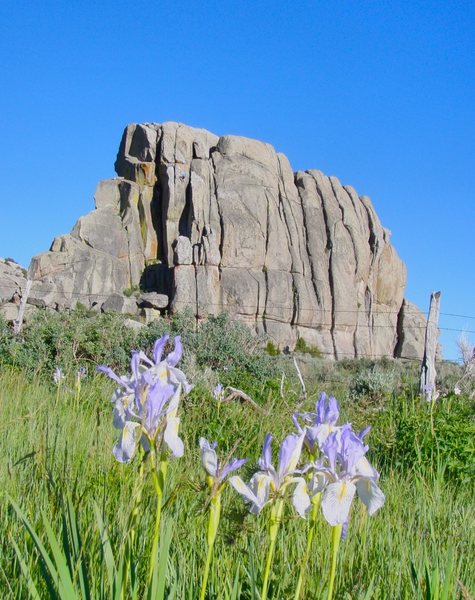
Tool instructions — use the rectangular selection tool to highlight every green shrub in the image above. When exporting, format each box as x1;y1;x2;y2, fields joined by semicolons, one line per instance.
294;337;321;358
123;284;140;297
0;308;278;392
189;313;276;384
0;315;13;362
436;360;465;394
265;341;280;356
371;393;475;484
0;307;138;375
350;367;396;402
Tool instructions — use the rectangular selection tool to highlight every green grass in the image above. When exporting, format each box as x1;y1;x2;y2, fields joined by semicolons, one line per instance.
0;365;474;599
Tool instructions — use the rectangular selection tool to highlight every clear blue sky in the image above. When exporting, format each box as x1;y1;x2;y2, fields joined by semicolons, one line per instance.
1;0;474;360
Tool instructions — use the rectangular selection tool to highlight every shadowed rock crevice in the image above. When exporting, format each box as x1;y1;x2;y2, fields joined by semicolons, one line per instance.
0;122;426;359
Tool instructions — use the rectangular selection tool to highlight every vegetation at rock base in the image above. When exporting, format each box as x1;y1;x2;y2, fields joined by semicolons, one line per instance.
294;336;322;358
0;309;473;598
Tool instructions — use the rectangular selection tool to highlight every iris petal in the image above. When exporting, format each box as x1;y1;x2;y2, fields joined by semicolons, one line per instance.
199;437;218;476
166;336;183;367
113;421;140;463
258;433;273;470
164;416;184;458
249;472;272;512
153;334;170;364
220;458;247;480
97;365;130;389
292;478;311;518
326;396;339;425
277;431;305;482
321;480;356;526
229;476;260;508
355;478;385;516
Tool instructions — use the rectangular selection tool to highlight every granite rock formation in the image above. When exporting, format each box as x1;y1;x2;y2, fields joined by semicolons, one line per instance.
0;122;427;359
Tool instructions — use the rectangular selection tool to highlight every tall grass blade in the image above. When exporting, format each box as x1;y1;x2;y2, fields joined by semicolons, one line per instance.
10;496;61;599
41;513;79;599
441;548;454;600
9;534;41;600
93;504;117;593
230;565;241;600
424;559;432;600
410;560;420;594
362;576;375;600
63;495;91;600
168;580;177;600
148;518;173;600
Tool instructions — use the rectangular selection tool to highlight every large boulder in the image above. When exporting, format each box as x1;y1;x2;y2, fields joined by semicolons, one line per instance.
0;259;26;304
394;299;427;360
0;122;427;359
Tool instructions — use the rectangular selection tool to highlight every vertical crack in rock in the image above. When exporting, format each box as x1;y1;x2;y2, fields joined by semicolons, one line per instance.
360;196;379;263
312;175;338;359
338;182;368;357
118;183;135;288
295;173;322;307
329;177;359;276
154;127;167;265
357;194;378;351
277;190;298;326
394;302;405;357
211;149;224;281
178;175;193;238
360;196;380;341
364;286;374;357
276;156;300;328
262;188;272;331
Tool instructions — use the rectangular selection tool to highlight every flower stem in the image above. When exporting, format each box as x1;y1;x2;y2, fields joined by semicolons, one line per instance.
75;377;81;408
199;493;222;600
122;456;146;598
430;397;436;436
326;524;342;600
129;456;146;549
294;493;321;600
261;498;284;600
148;449;168;586
55;381;61;407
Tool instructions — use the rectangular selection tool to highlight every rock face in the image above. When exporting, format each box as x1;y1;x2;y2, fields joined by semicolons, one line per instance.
394;300;427;360
0;122;427;359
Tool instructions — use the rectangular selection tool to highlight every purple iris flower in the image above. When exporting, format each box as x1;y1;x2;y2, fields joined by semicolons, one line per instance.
77;366;87;379
53;368;65;385
316;425;385;526
97;335;190;463
230;430;307;515
293;392;340;455
199;438;247;496
212;383;225;401
315;392;339;425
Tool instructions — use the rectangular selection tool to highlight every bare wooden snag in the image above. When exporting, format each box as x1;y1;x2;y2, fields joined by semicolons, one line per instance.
221;386;268;415
420;291;441;401
293;357;307;400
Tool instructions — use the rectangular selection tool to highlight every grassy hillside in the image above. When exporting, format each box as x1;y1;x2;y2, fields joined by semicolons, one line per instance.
0;309;473;599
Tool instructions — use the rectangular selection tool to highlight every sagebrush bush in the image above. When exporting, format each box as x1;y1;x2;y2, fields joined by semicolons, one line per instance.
138;310;277;388
436;360;465;394
0;306;139;375
0;308;277;391
350;366;396;402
